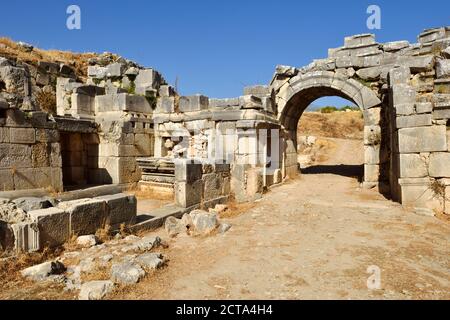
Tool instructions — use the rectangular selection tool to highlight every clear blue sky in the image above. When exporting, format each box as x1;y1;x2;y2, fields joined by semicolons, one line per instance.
1;0;449;106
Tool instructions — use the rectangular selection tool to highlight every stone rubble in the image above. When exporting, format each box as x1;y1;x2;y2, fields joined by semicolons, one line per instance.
79;280;115;300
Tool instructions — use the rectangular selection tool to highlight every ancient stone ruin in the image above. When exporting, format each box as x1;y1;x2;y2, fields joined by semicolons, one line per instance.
1;27;450;254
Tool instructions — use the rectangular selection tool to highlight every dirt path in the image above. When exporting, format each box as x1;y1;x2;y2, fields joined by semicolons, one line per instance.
1;138;449;300
111;138;450;300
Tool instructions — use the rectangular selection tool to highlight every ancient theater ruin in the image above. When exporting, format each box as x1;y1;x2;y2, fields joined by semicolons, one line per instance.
1;27;450;254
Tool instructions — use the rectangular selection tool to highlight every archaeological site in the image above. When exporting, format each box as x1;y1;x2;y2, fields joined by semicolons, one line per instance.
0;25;449;300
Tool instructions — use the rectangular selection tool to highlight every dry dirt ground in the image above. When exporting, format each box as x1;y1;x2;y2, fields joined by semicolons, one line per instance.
3;136;449;300
108;137;449;300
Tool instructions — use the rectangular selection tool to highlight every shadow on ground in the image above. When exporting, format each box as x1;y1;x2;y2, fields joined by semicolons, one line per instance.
301;164;364;182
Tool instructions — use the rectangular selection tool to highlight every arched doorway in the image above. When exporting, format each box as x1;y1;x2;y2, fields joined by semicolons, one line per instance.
276;71;391;195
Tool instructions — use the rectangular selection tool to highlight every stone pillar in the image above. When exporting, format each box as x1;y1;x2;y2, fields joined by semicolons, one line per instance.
174;159;203;208
389;66;448;211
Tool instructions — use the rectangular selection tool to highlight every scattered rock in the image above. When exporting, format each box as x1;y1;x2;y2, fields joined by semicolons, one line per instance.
100;254;114;263
12;197;53;213
164;216;186;237
79;258;95;273
134;236;162;252
21;260;66;281
135;253;164;270
111;261;145;285
76;235;99;248
17;41;34;52
64;266;82;291
124;235;140;242
218;223;232;234
0;203;29;224
79;280;115;300
212;204;228;214
189;210;219;235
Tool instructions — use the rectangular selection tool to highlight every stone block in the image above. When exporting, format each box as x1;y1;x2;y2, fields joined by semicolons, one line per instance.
399;178;441;210
344;34;375;47
134;133;153;156
135;69;159;92
364;164;379;183
431;109;450;122
0;169;14;190
392;84;416;105
209;98;240;108
418;27;450;44
383;41;410;52
0;144;32;169
246;168;263;199
394;104;415;116
71;93;95;116
95;93;152;114
388;67;411;86
429;153;450;177
179;95;209;112
364;126;381;146
363;107;381;125
0;221;14;251
10;222;39;252
0;127;9;143
174;180;203;208
239;95;263;110
243;85;270;96
88;66;107;78
407;55;435;73
174;160;203;183
399;154;428;178
202;173;222;201
364;145;380;164
94;194;137;228
59;199;107;236
9;128;35;144
155;96;175;113
28;208;70;248
159;85;175;97
398;126;447;153
415;102;433;114
35;129;59;143
396;114;432;129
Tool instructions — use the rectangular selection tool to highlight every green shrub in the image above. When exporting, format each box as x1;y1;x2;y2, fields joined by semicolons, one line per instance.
320;106;338;113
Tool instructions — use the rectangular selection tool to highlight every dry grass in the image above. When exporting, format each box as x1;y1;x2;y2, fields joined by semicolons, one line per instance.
0;247;62;283
63;233;80;252
0;37;98;79
35;90;56;114
298;111;364;140
126;183;174;201
95;225;113;243
81;262;111;282
218;198;256;219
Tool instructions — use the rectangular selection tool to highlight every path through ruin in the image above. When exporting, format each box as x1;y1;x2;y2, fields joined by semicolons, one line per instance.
110;138;450;300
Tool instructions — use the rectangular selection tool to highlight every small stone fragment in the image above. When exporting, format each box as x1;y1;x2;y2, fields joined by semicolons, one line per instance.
79;280;114;300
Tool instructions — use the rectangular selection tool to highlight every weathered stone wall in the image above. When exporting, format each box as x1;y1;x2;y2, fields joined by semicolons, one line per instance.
2;193;136;253
0;109;63;191
174;160;230;209
270;26;450;212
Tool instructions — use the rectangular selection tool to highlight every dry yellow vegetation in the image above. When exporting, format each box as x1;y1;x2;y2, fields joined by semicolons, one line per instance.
298;111;364;140
0;37;97;79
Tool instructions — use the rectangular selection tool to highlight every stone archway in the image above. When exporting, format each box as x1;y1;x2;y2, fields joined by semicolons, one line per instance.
274;71;390;192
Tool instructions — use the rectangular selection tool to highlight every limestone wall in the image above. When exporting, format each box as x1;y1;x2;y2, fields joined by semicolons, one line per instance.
0;109;63;192
270;26;450;213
